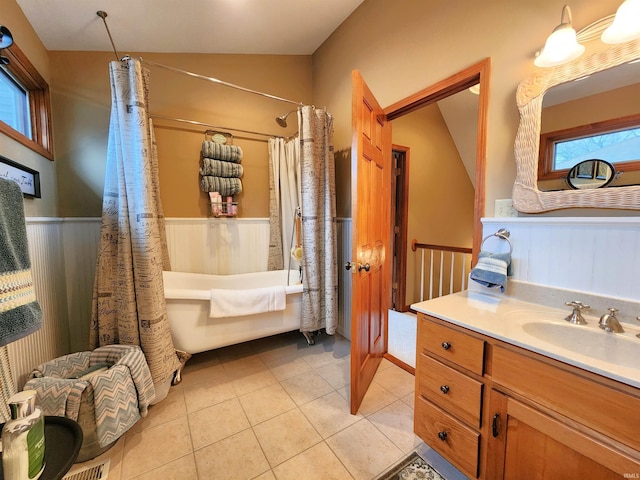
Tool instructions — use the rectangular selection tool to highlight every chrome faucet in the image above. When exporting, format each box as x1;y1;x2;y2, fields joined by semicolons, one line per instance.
599;308;624;333
564;301;589;325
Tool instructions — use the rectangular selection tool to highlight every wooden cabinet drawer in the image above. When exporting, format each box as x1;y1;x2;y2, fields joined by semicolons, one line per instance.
418;353;483;428
418;314;485;375
492;345;640;452
415;396;480;478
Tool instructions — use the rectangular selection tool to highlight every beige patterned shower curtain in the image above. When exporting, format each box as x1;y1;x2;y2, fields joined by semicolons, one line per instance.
90;58;180;400
298;106;338;334
267;136;301;271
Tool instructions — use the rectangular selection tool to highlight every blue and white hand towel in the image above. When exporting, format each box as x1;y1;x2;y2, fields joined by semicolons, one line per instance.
469;251;512;293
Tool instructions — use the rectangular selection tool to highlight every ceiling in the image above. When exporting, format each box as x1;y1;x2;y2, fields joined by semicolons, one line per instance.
16;0;366;55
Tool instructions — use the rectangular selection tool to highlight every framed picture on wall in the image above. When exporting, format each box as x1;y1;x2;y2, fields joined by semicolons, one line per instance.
0;155;41;198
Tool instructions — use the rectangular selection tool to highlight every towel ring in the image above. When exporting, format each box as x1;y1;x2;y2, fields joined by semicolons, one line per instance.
481;228;512;254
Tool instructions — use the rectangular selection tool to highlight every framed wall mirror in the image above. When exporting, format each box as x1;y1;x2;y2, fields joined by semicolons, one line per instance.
512;38;640;213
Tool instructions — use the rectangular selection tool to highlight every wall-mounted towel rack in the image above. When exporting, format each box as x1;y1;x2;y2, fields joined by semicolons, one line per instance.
481;228;512;254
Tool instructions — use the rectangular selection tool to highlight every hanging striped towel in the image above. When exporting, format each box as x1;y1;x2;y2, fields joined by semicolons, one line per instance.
200;158;244;178
0;178;42;346
201;141;243;163
200;176;243;196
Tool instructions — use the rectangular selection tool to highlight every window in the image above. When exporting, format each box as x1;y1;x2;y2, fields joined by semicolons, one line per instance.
0;43;53;160
0;68;32;138
538;113;640;181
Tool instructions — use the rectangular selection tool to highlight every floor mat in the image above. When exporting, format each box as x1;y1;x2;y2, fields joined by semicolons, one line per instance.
376;451;446;480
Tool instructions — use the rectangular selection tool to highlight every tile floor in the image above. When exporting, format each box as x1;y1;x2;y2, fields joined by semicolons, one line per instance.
66;331;465;480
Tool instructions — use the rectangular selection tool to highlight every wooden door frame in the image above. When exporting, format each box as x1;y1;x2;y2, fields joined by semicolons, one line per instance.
391;145;410;312
384;58;491;266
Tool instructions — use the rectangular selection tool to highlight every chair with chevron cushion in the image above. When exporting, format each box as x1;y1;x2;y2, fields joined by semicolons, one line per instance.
24;344;156;462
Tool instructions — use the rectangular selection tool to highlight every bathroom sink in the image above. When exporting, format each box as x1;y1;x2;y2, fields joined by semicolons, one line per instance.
522;321;640;370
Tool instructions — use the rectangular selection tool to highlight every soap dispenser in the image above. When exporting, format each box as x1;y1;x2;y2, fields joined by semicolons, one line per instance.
1;390;45;480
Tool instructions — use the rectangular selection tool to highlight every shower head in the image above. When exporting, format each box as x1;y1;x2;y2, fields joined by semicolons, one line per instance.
276;110;296;128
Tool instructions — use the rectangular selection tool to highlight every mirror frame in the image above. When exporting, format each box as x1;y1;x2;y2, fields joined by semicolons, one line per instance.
512;38;640;213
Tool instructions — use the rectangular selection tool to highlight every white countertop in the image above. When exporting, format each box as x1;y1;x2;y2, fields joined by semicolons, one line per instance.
412;290;640;389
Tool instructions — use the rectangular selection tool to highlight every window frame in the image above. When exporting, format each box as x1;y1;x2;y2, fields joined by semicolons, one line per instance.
538;112;640;181
0;43;53;160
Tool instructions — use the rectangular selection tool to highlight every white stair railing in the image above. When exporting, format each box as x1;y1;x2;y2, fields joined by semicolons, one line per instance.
411;240;472;302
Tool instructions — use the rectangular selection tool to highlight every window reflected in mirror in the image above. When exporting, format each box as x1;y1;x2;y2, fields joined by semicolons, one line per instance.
536;59;640;192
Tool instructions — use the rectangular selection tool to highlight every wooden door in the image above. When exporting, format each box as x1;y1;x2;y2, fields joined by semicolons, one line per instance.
350;70;392;414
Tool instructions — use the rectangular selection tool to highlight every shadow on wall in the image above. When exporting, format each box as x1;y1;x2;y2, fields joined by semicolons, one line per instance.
334;148;351;218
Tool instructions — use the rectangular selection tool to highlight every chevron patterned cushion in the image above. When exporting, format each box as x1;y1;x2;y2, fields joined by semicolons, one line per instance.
24;376;88;420
25;344;156;447
91;364;140;446
30;351;91;379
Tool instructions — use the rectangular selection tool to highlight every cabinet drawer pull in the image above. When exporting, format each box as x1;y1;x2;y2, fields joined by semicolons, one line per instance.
441;341;451;350
492;413;500;437
440;385;450;394
437;431;448;441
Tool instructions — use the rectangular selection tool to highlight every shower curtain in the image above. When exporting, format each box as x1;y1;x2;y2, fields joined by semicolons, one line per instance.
267;136;300;271
90;58;180;401
298;106;338;334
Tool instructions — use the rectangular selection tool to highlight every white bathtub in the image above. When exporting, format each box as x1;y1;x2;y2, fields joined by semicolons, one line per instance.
163;269;303;354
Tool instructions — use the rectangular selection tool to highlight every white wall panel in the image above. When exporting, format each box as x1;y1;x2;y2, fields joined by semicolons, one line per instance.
9;220;69;388
483;217;640;302
61;219;101;353
336;219;352;340
165;218;270;275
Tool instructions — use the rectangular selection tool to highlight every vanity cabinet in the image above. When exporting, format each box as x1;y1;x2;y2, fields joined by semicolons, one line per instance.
414;313;640;479
414;315;485;478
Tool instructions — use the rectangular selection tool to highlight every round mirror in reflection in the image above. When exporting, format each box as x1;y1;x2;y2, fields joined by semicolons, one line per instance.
567;159;615;190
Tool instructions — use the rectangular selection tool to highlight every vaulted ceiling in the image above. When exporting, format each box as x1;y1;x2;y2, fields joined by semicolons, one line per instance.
16;0;366;55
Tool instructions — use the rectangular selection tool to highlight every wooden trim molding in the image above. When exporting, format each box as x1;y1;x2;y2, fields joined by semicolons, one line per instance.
0;43;54;160
384;58;491;266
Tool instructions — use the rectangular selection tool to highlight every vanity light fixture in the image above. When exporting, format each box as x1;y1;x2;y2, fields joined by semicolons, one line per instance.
602;0;640;44
0;25;13;65
535;1;640;68
534;5;585;68
0;26;13;49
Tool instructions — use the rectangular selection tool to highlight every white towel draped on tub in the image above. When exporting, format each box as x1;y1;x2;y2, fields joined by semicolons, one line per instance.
209;286;286;318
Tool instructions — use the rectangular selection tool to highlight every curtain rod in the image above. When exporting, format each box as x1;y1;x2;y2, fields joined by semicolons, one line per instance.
150;114;290;139
140;58;304;107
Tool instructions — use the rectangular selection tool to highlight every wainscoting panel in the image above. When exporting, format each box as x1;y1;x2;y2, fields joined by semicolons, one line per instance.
482;217;640;302
165;218;270;275
11;216;353;389
62;218;101;353
337;219;352;340
9;219;69;388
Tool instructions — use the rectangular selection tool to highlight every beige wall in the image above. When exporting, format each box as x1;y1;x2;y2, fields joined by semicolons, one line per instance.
541;83;640;133
393;105;474;305
311;0;623;218
0;0;58;217
4;0;635;220
49;51;312;217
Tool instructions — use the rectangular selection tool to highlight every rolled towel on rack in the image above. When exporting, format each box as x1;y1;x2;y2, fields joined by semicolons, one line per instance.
469;251;512;293
200;176;243;196
200;158;244;178
202;141;243;163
